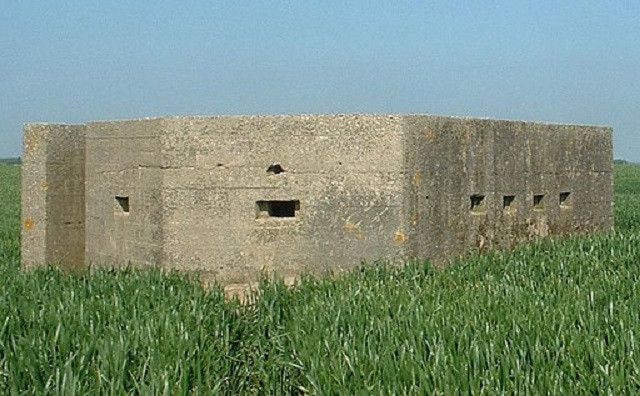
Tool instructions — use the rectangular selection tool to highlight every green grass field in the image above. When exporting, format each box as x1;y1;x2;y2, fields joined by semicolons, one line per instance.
2;164;640;394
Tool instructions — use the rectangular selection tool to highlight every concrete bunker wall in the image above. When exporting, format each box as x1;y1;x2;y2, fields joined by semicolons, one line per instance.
21;123;86;270
159;115;407;284
85;119;164;268
21;114;614;285
402;116;613;262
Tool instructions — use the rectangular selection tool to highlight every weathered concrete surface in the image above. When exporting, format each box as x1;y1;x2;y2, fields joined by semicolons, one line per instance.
21;123;86;271
159;115;406;284
402;116;613;264
84;119;164;269
21;114;614;284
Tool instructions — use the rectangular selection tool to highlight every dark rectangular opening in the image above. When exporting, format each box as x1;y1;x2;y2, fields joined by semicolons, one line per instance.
533;194;545;210
256;200;300;218
470;194;486;214
115;196;130;215
503;195;515;210
559;191;572;208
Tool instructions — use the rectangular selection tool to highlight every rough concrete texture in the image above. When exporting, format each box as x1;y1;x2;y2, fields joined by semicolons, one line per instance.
21;114;613;284
21;123;86;271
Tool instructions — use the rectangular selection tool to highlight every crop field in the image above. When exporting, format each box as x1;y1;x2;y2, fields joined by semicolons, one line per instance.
2;164;640;394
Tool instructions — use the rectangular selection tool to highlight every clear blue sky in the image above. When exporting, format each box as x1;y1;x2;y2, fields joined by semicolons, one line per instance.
1;1;638;160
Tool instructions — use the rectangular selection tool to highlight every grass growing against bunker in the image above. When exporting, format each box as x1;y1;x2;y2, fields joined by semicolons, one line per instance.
2;164;640;393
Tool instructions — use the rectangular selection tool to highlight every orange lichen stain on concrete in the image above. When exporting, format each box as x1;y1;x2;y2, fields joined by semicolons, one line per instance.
410;211;419;226
478;235;487;250
344;220;366;241
394;230;406;245
23;218;35;231
24;133;39;156
424;129;436;142
411;171;421;188
462;128;471;145
40;181;49;191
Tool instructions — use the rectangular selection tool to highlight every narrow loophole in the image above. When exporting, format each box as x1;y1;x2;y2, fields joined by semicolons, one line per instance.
470;194;486;214
503;195;515;210
560;191;572;208
533;194;545;211
115;196;130;215
256;200;300;218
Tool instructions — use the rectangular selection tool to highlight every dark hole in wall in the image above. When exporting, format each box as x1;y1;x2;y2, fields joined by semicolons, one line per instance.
256;200;300;218
266;163;285;174
533;194;545;210
115;196;130;214
503;195;515;210
470;194;486;213
559;191;572;208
